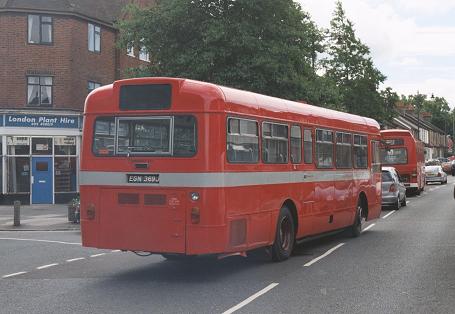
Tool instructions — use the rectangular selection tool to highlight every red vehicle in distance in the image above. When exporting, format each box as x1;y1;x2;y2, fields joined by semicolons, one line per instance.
80;77;382;261
380;129;425;195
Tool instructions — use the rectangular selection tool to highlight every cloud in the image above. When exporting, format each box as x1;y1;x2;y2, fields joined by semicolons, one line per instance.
297;0;455;107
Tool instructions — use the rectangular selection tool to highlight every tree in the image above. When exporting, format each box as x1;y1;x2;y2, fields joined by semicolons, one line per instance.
118;0;324;101
380;87;399;121
323;1;386;119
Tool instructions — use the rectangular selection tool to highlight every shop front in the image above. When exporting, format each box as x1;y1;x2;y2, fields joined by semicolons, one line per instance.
0;112;82;205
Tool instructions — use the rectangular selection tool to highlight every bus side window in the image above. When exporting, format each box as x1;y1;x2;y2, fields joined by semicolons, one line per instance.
290;125;302;164
262;122;289;164
335;132;352;168
353;134;368;168
315;129;333;168
371;140;381;173
227;117;259;163
303;128;313;164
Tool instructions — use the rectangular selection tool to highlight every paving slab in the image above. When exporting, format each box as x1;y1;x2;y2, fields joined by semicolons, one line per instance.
0;204;80;231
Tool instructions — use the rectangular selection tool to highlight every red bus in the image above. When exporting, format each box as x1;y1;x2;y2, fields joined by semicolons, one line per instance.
80;77;382;261
380;129;425;195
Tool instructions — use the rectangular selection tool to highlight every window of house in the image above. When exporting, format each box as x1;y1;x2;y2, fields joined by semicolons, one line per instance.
28;15;52;44
27;76;53;107
335;132;352;168
88;23;101;52
262;122;288;164
227;118;259;163
139;39;150;62
88;81;101;94
316;129;333;168
127;43;135;57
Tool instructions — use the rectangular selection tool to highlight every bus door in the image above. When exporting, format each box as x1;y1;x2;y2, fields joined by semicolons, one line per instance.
333;132;354;229
369;140;382;219
312;129;335;234
291;126;315;238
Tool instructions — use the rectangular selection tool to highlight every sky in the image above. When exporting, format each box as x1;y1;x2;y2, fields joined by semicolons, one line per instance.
298;0;455;107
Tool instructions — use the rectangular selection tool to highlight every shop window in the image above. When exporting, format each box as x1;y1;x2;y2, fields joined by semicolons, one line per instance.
32;138;53;155
54;157;77;192
7;157;30;193
54;137;76;155
7;137;30;155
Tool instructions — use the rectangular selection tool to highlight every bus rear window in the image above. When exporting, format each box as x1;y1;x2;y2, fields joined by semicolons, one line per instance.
380;148;408;165
92;115;196;157
119;84;172;110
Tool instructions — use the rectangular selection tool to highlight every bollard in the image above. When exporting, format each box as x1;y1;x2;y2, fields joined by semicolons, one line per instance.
13;200;21;227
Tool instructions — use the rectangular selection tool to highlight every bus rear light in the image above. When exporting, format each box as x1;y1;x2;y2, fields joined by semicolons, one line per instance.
389;184;397;193
191;207;200;224
190;192;200;201
86;203;96;220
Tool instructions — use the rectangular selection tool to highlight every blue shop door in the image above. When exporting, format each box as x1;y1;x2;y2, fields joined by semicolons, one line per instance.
32;157;53;204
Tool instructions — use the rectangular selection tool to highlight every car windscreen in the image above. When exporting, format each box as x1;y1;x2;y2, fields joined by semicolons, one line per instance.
381;171;394;182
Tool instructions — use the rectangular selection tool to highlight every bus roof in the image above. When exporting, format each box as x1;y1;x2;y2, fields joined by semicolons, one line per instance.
85;77;380;134
380;129;415;139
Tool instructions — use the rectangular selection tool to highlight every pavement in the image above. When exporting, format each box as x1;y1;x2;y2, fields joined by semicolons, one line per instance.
0;203;80;231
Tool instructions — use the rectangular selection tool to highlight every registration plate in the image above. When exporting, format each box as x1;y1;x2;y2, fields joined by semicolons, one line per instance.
127;174;160;184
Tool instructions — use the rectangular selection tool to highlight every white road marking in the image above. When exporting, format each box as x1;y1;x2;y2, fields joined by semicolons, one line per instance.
382;211;396;219
111;250;121;253
0;238;81;246
66;257;86;263
90;253;106;258
362;223;376;233
222;283;279;314
416;195;421;198
434;186;441;190
36;263;59;270
406;201;410;205
2;271;27;278
304;243;345;267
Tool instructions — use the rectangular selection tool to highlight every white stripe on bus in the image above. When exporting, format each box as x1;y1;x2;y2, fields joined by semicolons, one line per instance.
80;170;372;188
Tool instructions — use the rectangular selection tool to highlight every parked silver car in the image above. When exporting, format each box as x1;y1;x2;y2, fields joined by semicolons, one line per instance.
425;165;447;184
382;167;407;210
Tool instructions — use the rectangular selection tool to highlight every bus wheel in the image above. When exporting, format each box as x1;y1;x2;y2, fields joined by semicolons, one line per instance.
271;206;295;262
350;201;364;237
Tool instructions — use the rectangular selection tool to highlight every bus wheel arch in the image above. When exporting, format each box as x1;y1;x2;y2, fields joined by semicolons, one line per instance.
270;200;297;262
358;192;368;220
282;199;298;236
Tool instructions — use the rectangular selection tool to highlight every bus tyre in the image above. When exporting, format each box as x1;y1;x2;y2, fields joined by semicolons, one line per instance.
271;206;295;262
350;201;363;238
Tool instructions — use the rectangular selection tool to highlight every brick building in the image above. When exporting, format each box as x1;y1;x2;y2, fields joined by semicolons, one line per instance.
0;0;152;204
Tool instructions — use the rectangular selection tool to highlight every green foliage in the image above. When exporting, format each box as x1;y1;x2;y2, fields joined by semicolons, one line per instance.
117;0;414;124
323;1;386;120
118;0;324;101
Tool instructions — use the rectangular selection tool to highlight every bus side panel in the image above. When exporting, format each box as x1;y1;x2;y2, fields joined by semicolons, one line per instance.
333;172;355;229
